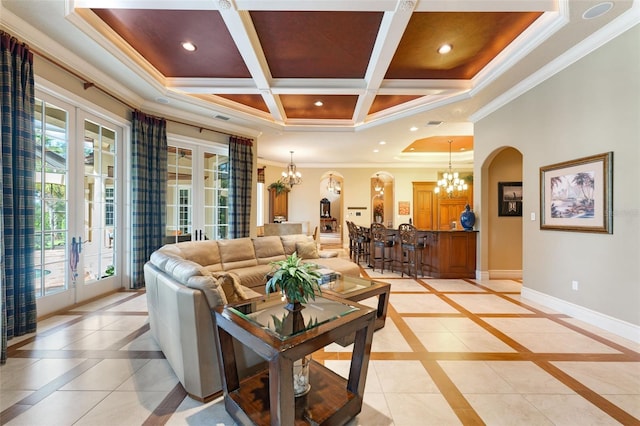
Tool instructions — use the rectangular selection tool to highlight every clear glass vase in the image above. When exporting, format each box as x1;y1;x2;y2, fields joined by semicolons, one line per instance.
293;354;311;397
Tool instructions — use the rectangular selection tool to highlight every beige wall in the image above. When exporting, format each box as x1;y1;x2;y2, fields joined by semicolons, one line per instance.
474;25;640;326
488;148;523;274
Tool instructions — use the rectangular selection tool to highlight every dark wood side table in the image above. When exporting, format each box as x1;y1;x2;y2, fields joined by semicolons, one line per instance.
213;294;376;426
320;276;390;346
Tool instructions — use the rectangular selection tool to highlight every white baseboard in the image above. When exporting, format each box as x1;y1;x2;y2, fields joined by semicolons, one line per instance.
477;270;490;281
489;270;522;279
521;287;640;343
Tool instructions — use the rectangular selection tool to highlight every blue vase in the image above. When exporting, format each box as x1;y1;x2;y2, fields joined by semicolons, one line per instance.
460;204;475;230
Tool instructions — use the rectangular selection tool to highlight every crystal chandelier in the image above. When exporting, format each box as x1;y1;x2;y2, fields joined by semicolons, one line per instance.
327;174;341;193
282;151;302;188
374;174;384;194
434;140;468;197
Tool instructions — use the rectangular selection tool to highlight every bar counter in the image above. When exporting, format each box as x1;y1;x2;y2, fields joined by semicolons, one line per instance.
369;227;477;279
419;230;477;279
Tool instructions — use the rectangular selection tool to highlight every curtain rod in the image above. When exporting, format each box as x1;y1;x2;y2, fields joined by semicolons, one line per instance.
31;45;238;139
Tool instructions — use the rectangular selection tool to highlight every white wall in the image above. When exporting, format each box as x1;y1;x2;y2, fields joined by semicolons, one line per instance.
475;25;640;329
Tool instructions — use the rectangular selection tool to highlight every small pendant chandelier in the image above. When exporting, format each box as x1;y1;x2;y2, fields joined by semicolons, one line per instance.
374;174;384;194
282;151;302;188
435;140;468;197
327;174;341;193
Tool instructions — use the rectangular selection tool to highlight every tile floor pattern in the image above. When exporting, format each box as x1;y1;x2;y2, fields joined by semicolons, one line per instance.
2;266;639;425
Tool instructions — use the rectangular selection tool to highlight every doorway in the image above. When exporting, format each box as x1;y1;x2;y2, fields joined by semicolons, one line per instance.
319;172;343;247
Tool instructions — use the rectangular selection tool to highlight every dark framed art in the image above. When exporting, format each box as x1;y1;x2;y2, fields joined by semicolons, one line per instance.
540;152;613;233
498;182;523;217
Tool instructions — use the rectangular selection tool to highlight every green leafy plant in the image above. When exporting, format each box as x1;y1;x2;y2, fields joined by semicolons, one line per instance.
265;252;322;304
268;180;289;195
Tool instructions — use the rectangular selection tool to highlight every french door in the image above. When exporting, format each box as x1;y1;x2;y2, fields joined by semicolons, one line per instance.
166;138;229;244
34;92;124;315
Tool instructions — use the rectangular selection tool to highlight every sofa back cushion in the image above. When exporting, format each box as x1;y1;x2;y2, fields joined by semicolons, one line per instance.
296;240;319;259
280;234;314;255
252;236;286;265
218;237;258;270
174;240;223;271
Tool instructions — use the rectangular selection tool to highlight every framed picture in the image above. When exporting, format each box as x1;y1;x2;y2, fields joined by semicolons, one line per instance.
540;152;613;233
398;201;410;215
498;182;523;216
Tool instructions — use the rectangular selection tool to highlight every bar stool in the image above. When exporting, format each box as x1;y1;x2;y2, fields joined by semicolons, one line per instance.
398;223;424;278
346;221;356;261
370;222;395;273
352;224;371;265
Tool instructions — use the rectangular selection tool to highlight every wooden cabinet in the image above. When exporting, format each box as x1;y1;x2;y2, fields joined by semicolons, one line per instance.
268;188;288;222
413;182;473;230
438;199;468;230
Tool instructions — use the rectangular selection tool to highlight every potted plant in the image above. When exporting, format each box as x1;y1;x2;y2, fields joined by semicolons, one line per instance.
265;252;322;311
268;179;289;195
265;252;322;397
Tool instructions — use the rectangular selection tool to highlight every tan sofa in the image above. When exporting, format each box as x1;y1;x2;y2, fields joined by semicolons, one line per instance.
143;234;359;400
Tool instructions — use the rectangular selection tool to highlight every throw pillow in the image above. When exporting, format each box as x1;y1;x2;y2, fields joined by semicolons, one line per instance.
186;275;227;307
212;271;247;303
295;241;319;259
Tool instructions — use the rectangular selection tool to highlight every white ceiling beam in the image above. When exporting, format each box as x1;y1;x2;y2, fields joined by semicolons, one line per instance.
70;0;219;10
235;0;398;12
414;0;556;12
354;2;415;124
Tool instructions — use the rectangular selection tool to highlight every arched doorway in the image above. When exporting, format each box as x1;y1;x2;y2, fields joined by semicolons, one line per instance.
370;172;394;227
319;172;343;247
480;147;523;279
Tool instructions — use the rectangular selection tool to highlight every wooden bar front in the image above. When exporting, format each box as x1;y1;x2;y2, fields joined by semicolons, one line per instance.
421;230;477;279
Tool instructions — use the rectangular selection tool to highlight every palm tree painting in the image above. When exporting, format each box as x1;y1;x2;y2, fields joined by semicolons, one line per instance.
549;172;595;218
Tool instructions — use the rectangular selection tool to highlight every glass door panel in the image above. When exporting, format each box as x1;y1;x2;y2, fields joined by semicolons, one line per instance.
203;152;229;240
166;146;193;243
83;120;118;282
34;99;70;297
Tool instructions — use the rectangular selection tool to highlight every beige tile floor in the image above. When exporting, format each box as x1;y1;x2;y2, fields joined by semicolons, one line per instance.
1;265;639;426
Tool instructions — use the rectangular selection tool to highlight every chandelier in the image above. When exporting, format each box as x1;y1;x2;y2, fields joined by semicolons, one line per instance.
327;174;341;193
281;151;302;187
374;174;384;194
434;140;468;197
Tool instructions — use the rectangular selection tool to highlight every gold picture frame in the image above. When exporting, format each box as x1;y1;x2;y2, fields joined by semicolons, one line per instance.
540;152;613;233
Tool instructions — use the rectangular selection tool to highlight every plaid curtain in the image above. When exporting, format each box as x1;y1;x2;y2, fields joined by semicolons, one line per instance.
229;136;253;238
1;31;37;364
130;111;167;289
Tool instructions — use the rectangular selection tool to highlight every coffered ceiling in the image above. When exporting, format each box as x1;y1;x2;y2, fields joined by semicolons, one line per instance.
1;0;635;166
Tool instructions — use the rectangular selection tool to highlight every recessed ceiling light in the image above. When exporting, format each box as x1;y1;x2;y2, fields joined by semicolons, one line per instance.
438;44;452;54
314;101;323;107
373;149;379;153
583;2;613;19
181;41;197;52
379;141;386;145
409;147;415;151
410;126;418;132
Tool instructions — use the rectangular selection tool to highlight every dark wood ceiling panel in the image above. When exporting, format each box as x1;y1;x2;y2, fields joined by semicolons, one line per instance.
217;94;270;113
369;95;423;115
281;95;358;119
386;12;542;79
250;11;383;78
92;9;251;78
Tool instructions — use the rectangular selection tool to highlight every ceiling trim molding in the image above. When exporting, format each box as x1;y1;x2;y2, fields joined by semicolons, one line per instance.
0;5;146;109
470;0;640;122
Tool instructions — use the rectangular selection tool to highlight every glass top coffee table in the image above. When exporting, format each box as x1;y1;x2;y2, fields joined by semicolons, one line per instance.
214;293;376;426
320;275;390;346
